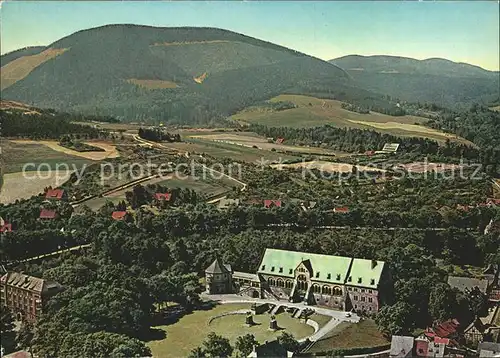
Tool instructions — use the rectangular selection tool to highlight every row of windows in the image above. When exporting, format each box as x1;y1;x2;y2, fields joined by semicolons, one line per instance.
354;304;373;311
352;296;373;303
347;287;374;294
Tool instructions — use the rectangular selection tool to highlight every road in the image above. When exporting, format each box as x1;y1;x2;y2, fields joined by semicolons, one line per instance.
14;244;91;264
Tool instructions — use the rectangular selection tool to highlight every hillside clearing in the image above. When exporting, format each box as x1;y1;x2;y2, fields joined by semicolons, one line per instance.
1;48;67;90
233;94;472;145
10;140;119;160
127;79;179;89
0;170;73;204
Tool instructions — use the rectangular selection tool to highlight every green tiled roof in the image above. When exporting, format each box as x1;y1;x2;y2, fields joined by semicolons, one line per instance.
257;248;353;285
257;248;385;288
346;258;385;288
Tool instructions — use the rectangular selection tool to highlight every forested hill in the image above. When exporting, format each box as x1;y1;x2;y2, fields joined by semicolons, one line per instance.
1;24;354;124
330;55;499;108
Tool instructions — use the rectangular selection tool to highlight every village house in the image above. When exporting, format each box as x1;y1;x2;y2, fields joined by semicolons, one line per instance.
39;208;57;220
0;217;12;233
264;200;282;208
0;272;63;323
205;248;389;312
390;335;414;357
111;211;127;220
44;188;65;201
154;193;172;202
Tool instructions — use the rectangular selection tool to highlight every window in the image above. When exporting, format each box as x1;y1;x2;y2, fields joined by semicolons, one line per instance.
369;307;372;311
368;297;373;303
348;276;352;282
353;295;358;301
370;279;375;285
289;269;293;275
327;273;331;279
316;272;320;278
358;277;362;284
336;274;341;280
279;267;283;273
361;289;365;293
261;265;266;270
361;297;365;302
368;289;372;294
355;304;358;309
354;288;358;292
271;266;275;272
348;287;352;291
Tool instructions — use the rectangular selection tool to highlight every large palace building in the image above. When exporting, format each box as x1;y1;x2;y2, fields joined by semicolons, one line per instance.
205;248;390;313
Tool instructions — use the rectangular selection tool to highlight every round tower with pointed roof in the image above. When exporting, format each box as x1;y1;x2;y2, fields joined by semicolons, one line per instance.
205;256;233;294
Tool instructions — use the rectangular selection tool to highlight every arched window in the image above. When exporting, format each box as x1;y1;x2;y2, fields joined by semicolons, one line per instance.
322;285;332;295
333;287;342;296
268;278;275;286
277;279;284;287
286;280;293;289
313;284;321;293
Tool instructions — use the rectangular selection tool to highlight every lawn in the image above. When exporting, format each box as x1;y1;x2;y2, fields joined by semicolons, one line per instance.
146;303;315;358
305;319;389;354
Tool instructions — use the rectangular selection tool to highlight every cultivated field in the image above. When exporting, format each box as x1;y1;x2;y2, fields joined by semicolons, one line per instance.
232;94;472;144
0;170;73;204
10;140;119;160
187;132;346;157
1;48;67;90
272;160;385;173
147;303;317;358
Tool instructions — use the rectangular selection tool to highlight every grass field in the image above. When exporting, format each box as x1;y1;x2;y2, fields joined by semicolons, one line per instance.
306;319;389;354
232;94;472;145
10;140;119;160
1;48;67;90
147;303;315;358
0;170;73;204
2;140;92;174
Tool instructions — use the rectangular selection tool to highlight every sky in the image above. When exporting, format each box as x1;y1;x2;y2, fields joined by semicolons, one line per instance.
1;1;499;70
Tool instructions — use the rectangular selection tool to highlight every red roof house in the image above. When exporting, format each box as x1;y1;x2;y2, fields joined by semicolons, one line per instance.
154;193;172;201
111;211;127;220
264;200;282;208
425;319;460;339
39;209;57;219
486;198;500;206
365;150;375;156
334;207;350;213
0;223;12;232
45;189;65;200
276;137;285;144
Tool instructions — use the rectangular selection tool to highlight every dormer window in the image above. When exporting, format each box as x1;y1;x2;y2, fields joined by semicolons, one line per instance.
289;269;293;274
279;267;283;273
370;279;375;285
348;276;352;282
316;272;320;278
271;266;275;272
261;265;266;270
336;274;341;280
327;273;331;279
358;277;362;284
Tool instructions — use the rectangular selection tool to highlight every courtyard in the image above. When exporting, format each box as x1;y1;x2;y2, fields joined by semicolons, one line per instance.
146;302;332;358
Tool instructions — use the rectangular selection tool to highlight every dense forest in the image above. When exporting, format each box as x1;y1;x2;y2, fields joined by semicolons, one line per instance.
0;109;111;139
138;127;181;142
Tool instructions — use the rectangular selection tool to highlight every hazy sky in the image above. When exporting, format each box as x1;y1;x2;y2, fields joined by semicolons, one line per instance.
1;1;499;70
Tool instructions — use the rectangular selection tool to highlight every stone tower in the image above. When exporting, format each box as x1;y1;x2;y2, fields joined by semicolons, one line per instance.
205;256;233;294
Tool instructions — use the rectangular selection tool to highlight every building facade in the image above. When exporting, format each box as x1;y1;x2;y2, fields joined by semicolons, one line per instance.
0;272;63;323
205;257;233;294
205;248;390;312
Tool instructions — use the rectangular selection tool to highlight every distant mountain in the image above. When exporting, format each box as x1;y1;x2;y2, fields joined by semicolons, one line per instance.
1;24;359;124
330;55;499;107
